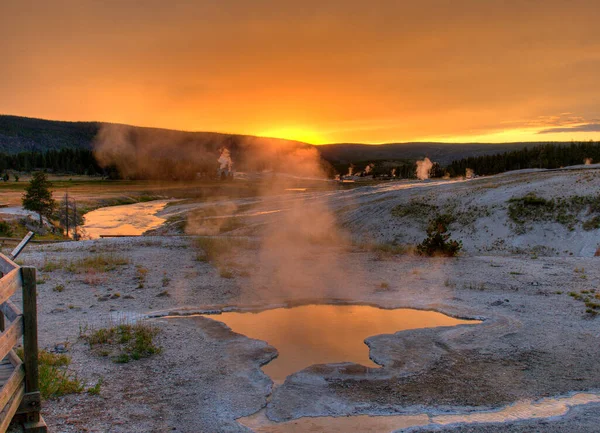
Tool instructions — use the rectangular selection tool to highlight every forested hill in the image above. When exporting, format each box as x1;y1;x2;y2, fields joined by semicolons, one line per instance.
0;115;99;152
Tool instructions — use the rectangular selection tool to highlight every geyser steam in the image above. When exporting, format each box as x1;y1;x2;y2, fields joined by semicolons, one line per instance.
415;157;434;180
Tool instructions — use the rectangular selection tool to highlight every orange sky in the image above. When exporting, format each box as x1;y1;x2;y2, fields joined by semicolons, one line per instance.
1;0;600;144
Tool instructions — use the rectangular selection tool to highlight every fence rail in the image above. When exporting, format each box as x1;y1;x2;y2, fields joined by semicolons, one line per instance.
0;251;46;432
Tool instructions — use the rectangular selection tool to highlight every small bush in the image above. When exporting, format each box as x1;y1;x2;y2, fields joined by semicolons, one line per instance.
0;221;13;237
417;215;462;257
53;284;65;293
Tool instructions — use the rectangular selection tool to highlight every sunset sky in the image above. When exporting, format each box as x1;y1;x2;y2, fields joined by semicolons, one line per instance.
1;0;600;144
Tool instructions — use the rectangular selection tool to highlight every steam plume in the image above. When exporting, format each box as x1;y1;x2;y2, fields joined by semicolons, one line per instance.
415;157;434;180
218;148;233;171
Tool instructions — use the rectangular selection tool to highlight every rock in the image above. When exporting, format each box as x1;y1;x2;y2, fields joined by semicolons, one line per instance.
54;343;68;353
123;295;135;299
491;300;504;306
51;308;66;313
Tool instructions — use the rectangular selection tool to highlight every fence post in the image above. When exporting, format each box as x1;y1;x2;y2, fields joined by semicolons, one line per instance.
19;266;45;431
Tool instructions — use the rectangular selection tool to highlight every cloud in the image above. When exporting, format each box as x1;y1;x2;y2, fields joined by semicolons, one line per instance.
537;123;600;134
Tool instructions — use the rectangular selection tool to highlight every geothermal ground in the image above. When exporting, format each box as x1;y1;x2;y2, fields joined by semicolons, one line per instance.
5;165;600;432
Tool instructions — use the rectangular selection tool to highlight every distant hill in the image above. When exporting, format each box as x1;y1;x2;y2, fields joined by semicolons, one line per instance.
0;114;573;167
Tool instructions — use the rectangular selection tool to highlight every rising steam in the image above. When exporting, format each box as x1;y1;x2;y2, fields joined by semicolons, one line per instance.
93;123;330;180
415;157;434;180
218;148;233;171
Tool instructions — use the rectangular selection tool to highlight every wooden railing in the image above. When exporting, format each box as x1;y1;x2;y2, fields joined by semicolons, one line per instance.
0;240;47;432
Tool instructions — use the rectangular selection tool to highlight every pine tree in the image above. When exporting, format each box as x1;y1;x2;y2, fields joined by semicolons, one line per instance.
22;172;56;226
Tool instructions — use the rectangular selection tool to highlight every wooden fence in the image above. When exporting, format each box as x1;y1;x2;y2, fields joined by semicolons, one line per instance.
0;245;47;431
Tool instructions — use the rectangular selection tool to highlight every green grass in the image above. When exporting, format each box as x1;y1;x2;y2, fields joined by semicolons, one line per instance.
583;216;600;231
87;378;103;395
17;348;84;399
567;290;600;316
81;322;161;363
66;254;129;273
508;193;600;231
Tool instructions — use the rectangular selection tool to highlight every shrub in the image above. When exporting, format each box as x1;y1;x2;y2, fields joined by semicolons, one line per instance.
417;215;462;257
0;221;13;237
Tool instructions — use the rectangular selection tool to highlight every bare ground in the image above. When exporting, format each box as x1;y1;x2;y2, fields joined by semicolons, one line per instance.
5;236;598;432
5;166;600;432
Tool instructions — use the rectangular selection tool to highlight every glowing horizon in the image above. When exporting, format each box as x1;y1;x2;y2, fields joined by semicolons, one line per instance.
2;1;600;145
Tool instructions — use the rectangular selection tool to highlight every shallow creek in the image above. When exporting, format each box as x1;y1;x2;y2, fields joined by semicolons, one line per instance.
82;200;170;239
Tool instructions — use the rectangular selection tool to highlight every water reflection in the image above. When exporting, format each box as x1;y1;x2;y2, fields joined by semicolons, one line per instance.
82;200;170;239
202;304;477;382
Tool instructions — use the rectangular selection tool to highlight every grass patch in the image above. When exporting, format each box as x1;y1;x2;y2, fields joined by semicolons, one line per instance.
567;290;600;317
135;265;148;288
583;216;600;231
391;200;438;220
42;259;66;272
87;378;103;395
17;348;84;399
81;322;161;363
66;254;129;273
193;236;257;263
508;193;600;231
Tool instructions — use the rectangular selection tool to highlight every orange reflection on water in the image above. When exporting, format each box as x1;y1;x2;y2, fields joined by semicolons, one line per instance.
203;305;477;382
82;200;170;239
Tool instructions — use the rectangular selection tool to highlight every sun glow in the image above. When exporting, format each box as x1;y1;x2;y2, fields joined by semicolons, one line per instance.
258;127;326;145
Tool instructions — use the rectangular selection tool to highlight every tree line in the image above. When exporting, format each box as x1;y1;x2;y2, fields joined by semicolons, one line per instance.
446;141;600;177
2;141;599;180
0;148;103;176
